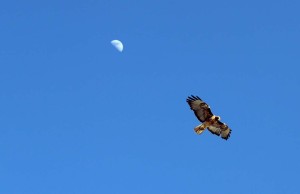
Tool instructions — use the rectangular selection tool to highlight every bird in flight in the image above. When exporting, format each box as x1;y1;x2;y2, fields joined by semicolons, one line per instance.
186;95;231;140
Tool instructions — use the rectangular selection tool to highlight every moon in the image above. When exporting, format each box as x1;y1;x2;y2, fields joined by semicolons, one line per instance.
111;40;123;52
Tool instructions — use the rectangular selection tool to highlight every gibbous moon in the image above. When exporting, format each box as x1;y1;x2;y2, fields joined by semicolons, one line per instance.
111;40;123;52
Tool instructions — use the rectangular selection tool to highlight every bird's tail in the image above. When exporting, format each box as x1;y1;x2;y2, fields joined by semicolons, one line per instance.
194;124;206;135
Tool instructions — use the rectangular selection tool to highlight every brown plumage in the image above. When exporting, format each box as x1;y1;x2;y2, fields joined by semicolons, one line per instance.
186;95;231;140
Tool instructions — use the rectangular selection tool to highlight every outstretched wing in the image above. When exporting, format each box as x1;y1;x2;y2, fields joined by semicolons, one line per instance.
207;120;231;140
186;95;213;122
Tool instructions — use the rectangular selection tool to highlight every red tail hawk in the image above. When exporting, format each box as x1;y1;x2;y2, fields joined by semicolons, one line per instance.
186;95;231;140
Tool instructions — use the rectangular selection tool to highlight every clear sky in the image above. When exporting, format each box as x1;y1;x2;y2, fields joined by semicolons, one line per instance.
1;0;300;193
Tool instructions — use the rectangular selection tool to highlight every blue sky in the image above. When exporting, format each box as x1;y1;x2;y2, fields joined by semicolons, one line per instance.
1;0;300;193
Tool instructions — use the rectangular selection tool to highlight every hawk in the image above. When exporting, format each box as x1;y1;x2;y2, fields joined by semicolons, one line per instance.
186;95;231;140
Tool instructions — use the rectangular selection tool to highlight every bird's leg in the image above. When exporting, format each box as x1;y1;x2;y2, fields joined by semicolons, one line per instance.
194;124;206;135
